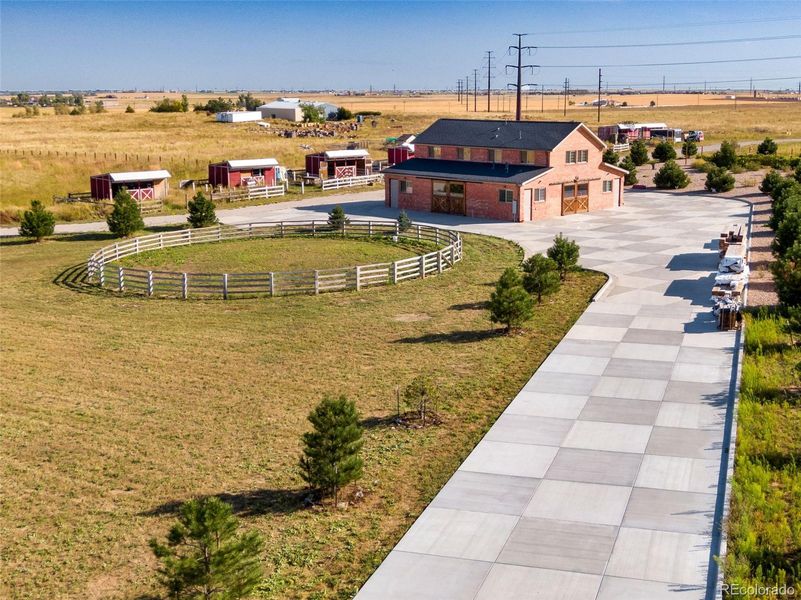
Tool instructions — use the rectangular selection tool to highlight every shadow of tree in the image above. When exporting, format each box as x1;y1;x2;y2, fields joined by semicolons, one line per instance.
394;329;504;344
143;488;310;518
449;301;489;311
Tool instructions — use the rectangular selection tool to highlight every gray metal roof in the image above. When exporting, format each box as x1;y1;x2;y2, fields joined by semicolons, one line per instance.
414;119;581;151
383;158;551;185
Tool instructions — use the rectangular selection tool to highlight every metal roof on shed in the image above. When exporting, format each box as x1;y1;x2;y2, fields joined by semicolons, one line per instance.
383;158;551;185
226;158;279;169
413;119;581;151
323;149;370;159
107;170;171;183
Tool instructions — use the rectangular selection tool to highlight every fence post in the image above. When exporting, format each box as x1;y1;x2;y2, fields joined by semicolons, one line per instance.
118;267;125;292
223;273;228;300
147;271;154;296
435;229;439;245
269;272;276;297
218;224;222;241
114;243;120;261
355;265;361;290
159;233;164;249
135;238;140;254
450;244;455;264
416;225;421;241
314;270;320;295
99;263;106;287
419;255;426;278
437;251;443;273
391;261;398;284
187;229;192;244
182;273;188;299
395;221;400;236
369;221;373;236
280;222;285;237
248;223;253;238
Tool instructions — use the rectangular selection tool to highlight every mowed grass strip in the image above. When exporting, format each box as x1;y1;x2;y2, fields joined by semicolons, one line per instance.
118;236;426;273
1;231;604;599
726;311;801;598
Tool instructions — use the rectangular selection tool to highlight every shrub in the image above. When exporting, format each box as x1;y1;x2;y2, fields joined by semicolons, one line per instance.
654;160;690;189
602;148;619;166
682;140;698;159
521;254;560;302
773;210;801;256
327;205;349;230
795;164;801;184
649;100;656;107
53;104;70;115
124;105;135;113
301;103;326;123
187;192;217;228
402;376;437;425
772;243;801;306
150;95;188;113
629;140;649;166
237;92;262;111
299;395;364;503
335;107;354;121
619;155;638;185
355;110;381;117
194;97;235;114
768;191;801;231
150;497;263;599
705;167;735;193
711;140;738;169
488;268;534;332
397;209;412;232
547;233;580;280
18;200;55;242
106;189;144;237
652;140;677;162
757;137;778;155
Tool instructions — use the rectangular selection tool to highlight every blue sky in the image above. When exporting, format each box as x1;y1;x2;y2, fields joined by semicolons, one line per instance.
1;1;800;92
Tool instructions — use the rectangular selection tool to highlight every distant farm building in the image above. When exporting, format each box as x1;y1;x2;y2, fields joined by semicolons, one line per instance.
597;122;681;143
208;158;281;188
387;134;416;166
90;170;171;202
305;149;372;179
258;98;340;122
216;111;263;123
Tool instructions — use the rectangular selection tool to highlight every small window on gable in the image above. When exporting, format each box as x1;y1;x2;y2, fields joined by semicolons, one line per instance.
578;149;589;163
603;180;613;193
534;188;546;202
566;150;577;164
498;189;514;203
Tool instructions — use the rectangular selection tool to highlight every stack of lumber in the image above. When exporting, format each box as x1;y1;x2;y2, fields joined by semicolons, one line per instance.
713;224;747;330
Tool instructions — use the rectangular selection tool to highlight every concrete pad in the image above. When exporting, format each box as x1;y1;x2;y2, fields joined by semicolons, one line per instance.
606;527;710;585
506;392;588;419
584;302;641;316
596;577;705;600
356;551;492;600
656;402;725;429
592;376;668;401
566;325;628;342
672;362;732;384
546;448;643;486
682;331;736;349
431;471;540;516
646;427;723;460
523;480;631;526
630;315;688;332
662;380;729;405
579;396;660;426
612;342;680;362
635;455;720;494
524;372;599;396
637;302;695;317
623;328;685;345
540;354;611;376
552;339;618;357
677;346;735;367
395;507;518;562
460;441;559;478
623;488;716;534
563;421;652;453
476;564;602;600
603;357;675;380
485;414;573;447
576;312;635;328
498;517;618;575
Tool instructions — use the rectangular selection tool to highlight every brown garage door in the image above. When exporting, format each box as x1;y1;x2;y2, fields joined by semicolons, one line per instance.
432;181;466;215
562;182;589;215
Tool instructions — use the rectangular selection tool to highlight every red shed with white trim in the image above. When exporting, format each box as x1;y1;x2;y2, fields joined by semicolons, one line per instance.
305;149;372;179
208;158;279;188
90;169;172;202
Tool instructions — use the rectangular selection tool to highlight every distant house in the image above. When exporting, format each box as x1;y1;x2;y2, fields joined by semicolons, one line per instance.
215;111;263;123
258;98;340;122
90;170;171;202
382;118;626;222
208;158;281;188
305;149;372;179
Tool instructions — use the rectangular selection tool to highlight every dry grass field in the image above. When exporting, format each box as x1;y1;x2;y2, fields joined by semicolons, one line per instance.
1;229;605;599
2;92;799;222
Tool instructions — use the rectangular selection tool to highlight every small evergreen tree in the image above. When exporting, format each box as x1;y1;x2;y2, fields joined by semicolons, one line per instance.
760;170;785;195
773;243;801;306
711;140;738;169
651;140;677;162
547;233;580;281
681;140;698;160
299;396;364;504
402;376;437;425
602;148;619;166
125;105;135;113
149;497;263;600
768;191;801;231
757;137;778;155
488;268;534;333
327;205;349;230
795;164;801;184
773;210;801;257
397;209;412;232
654;160;690;189
106;189;144;237
180;94;189;112
18;200;55;242
521;254;561;302
187;191;218;228
335;107;354;121
619;155;638;185
705;167;736;193
629;140;649;166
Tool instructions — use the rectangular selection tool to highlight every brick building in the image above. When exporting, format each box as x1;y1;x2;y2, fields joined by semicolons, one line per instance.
383;119;626;222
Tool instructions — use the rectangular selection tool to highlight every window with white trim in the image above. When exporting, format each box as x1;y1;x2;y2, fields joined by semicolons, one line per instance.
534;187;546;202
565;150;577;164
498;189;514;203
602;180;613;193
400;180;412;193
578;149;589;163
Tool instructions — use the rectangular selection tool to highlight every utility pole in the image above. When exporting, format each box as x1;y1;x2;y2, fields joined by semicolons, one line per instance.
473;68;479;112
484;50;495;112
541;84;545;113
597;68;602;123
465;74;470;110
563;78;569;117
457;79;461;103
506;33;537;121
662;75;666;92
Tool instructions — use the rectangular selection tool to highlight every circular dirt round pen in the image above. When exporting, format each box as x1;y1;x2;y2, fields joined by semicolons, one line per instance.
86;220;462;299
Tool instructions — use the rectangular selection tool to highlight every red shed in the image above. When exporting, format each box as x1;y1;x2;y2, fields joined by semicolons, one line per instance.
90;169;171;202
388;146;414;166
305;149;372;179
208;158;279;188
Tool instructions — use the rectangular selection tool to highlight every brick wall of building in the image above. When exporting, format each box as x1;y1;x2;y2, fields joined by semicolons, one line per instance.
415;144;550;167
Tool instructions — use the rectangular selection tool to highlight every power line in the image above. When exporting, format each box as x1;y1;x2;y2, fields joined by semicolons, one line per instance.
506;33;537;121
561;75;801;89
538;54;801;68
521;15;801;36
537;34;801;49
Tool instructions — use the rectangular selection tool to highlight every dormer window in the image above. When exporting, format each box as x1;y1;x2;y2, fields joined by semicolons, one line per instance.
488;149;500;163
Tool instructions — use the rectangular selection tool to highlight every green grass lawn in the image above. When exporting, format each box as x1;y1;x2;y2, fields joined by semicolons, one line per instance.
119;236;425;273
726;310;801;599
1;230;604;600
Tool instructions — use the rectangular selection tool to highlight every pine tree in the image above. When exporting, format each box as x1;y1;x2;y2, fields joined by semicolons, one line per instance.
711;140;738;169
773;243;801;306
705;167;735;193
488;267;534;333
18;200;55;242
300;396;364;504
397;209;412;232
547;233;580;281
629;140;649;166
681;140;698;159
602;148;619;166
521;254;561;302
149;497;263;600
187;191;218;228
757;137;778;155
619;155;638;185
402;375;437;425
651;140;677;162
654;160;690;189
106;189;144;237
327;205;349;231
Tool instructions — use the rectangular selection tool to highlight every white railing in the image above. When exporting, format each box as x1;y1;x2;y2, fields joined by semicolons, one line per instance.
612;143;630;152
321;173;384;191
210;185;286;203
86;221;462;299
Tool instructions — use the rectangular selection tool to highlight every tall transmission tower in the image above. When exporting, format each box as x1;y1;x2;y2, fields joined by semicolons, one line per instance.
597;68;602;123
473;68;479;112
465;73;470;110
456;79;462;103
506;33;537;121
563;78;569;116
484;51;496;112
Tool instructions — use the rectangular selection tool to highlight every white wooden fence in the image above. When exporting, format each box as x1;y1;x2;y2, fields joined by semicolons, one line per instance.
612;142;630;152
321;173;383;191
211;185;286;203
87;221;461;299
